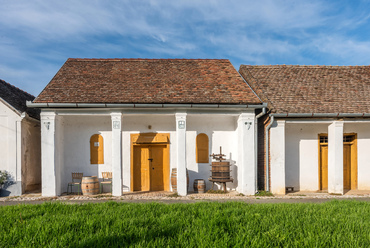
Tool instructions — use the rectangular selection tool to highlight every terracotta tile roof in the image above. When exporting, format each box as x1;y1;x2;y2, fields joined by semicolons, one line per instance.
34;58;261;105
239;65;370;114
0;79;40;120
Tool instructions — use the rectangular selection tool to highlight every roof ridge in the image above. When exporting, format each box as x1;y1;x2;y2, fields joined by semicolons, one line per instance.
241;64;370;68
239;67;274;109
67;58;230;62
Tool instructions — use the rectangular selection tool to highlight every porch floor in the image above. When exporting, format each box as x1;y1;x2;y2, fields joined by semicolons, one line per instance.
2;190;370;204
286;190;370;196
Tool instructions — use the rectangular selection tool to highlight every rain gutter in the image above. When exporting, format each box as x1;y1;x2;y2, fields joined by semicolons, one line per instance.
26;101;268;109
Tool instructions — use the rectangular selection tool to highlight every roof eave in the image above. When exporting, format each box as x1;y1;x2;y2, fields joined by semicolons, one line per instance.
27;101;267;109
271;113;370;118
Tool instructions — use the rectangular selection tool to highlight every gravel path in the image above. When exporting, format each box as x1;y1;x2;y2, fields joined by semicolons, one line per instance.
1;191;370;205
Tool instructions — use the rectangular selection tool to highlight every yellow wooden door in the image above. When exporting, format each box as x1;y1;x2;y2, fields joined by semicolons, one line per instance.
90;134;104;164
320;145;328;190
133;146;150;191
196;133;209;163
343;144;351;190
150;145;165;191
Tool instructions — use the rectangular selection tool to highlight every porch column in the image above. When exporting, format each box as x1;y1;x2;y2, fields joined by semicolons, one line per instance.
237;113;256;195
270;120;286;194
176;113;187;196
328;121;344;194
111;112;122;196
40;111;58;196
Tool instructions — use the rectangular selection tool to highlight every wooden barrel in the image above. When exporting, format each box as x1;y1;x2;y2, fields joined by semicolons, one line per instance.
171;168;178;192
193;179;206;193
81;176;99;195
170;168;189;192
211;162;232;180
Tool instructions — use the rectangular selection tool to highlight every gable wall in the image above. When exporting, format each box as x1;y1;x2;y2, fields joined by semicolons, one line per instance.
0;101;23;195
0;101;21;179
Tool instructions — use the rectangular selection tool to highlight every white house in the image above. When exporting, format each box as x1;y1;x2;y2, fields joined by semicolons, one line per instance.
240;65;370;195
0;79;41;196
28;58;266;197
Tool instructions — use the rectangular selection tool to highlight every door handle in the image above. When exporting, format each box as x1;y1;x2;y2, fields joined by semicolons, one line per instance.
148;158;153;162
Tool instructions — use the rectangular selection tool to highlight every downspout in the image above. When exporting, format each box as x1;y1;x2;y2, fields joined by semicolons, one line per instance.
265;115;274;192
255;107;266;194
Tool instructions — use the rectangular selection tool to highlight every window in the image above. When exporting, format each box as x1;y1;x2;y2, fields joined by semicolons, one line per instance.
90;134;104;164
319;135;328;144
196;133;209;163
343;135;355;143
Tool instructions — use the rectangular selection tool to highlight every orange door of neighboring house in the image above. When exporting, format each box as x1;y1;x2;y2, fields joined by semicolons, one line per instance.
319;134;357;191
133;145;166;191
319;145;328;191
343;144;351;190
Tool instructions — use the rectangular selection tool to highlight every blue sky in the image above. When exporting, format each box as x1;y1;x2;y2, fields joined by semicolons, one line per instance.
1;0;370;96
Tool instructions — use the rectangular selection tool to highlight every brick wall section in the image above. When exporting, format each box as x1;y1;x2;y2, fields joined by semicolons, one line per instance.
257;113;271;190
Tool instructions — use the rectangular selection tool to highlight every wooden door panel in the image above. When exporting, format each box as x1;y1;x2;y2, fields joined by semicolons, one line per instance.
320;145;328;190
343;144;351;190
141;147;150;191
150;145;165;191
133;146;141;191
133;146;150;191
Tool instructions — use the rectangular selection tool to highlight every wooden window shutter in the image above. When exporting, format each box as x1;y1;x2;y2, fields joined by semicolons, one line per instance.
90;134;104;164
196;133;209;163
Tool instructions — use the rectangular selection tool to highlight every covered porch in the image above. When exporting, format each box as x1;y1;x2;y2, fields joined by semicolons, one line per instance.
40;107;259;197
269;118;370;195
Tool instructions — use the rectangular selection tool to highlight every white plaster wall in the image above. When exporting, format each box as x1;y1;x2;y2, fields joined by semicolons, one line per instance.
60;115;112;193
270;120;286;194
55;115;64;195
186;115;238;191
285;123;328;191
0;101;22;186
344;123;370;190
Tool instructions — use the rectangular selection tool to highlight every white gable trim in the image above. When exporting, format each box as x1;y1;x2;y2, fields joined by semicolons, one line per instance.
0;97;22;116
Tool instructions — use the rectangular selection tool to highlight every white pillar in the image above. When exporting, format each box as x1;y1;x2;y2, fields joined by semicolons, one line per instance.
111;112;123;196
328;121;344;194
176;113;187;196
237;113;256;195
270;120;286;195
40;111;58;196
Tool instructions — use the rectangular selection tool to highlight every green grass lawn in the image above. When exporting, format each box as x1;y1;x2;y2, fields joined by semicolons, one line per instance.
0;200;369;247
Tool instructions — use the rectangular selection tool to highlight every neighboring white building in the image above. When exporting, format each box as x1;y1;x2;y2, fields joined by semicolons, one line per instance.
240;65;370;195
28;58;265;197
0;79;41;196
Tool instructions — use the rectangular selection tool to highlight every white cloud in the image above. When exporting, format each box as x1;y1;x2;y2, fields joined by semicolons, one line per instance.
312;36;370;65
1;0;370;94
